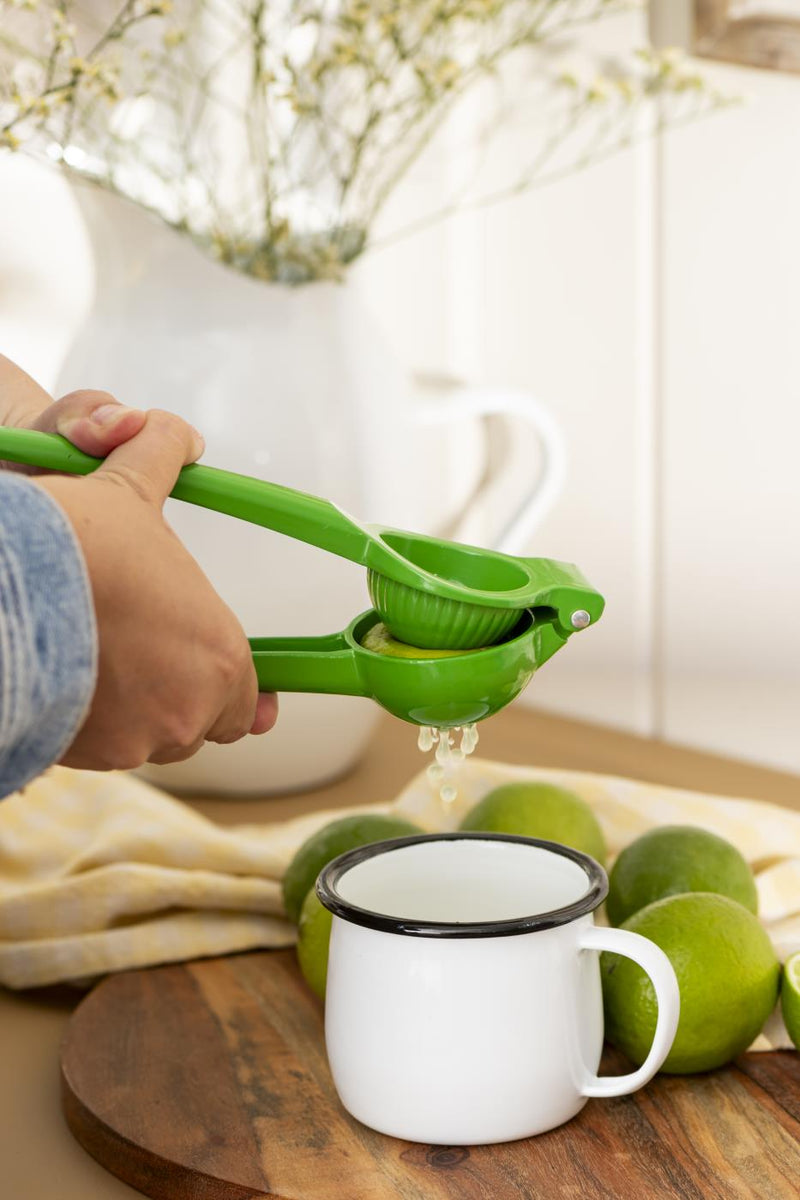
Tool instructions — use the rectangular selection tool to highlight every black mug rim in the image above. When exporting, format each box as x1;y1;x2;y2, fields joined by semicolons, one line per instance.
315;832;608;939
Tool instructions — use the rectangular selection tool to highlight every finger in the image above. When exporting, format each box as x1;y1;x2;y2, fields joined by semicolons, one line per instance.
204;658;260;746
40;389;147;456
250;693;279;735
96;408;205;506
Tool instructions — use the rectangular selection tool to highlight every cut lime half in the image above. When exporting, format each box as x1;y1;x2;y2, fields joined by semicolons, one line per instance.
781;951;800;1049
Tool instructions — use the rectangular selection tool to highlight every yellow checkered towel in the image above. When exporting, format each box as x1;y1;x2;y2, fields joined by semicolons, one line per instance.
0;759;798;1049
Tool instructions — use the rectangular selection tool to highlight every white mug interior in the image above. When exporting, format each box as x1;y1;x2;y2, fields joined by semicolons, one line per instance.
333;836;594;925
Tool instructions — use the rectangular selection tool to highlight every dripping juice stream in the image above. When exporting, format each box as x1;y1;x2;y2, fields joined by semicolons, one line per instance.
418;724;479;810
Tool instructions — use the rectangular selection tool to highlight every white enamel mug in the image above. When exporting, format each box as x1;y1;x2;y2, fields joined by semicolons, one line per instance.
317;833;680;1145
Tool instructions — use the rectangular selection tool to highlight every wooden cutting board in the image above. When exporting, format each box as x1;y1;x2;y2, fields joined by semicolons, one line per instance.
61;948;800;1200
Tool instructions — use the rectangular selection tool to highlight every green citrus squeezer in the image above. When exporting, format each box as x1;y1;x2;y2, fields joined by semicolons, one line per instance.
0;426;604;727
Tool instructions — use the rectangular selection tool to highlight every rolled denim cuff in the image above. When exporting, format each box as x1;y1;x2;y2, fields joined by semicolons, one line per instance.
0;474;97;796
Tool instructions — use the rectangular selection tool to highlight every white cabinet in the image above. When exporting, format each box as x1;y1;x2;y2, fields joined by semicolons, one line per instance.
659;60;800;772
444;15;800;772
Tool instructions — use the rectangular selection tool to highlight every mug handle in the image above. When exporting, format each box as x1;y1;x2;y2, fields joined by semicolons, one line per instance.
578;925;680;1098
412;373;567;554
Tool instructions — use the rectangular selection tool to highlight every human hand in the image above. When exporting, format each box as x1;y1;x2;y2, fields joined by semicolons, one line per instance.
37;410;278;769
0;353;147;464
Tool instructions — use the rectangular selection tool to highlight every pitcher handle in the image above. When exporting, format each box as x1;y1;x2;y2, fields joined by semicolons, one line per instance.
578;925;680;1098
413;376;566;554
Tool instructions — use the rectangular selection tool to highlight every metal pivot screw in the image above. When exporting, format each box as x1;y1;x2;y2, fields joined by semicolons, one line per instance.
570;610;591;630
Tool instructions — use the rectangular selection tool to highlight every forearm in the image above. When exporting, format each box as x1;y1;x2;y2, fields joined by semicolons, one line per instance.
0;474;97;796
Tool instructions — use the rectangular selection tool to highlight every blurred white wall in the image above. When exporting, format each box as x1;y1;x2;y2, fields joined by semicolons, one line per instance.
1;8;799;774
439;9;659;737
446;8;800;773
658;59;800;771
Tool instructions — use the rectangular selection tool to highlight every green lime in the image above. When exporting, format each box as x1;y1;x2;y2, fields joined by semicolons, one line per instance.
282;813;423;923
780;951;800;1049
297;890;332;1001
459;782;607;866
601;893;780;1074
607;825;757;926
360;622;483;659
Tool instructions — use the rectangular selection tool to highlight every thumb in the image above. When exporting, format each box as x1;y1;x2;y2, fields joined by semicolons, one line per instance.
96;409;205;506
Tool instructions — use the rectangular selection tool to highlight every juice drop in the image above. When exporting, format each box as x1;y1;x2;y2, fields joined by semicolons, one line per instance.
435;732;453;768
418;722;480;813
427;762;445;785
417;726;435;752
461;724;479;754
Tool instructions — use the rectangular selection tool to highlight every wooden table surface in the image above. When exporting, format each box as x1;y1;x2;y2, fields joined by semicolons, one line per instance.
1;705;799;1199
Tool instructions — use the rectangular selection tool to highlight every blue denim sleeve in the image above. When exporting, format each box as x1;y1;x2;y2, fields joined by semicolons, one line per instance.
0;474;97;797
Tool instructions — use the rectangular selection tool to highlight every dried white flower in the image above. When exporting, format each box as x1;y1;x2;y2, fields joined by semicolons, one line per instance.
0;2;727;283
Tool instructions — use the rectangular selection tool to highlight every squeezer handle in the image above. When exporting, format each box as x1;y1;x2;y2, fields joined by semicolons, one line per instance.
246;604;571;698
0;429;605;627
248;634;364;696
0;427;373;563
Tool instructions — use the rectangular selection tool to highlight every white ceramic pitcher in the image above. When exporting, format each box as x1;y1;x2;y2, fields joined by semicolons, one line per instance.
57;187;566;794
